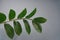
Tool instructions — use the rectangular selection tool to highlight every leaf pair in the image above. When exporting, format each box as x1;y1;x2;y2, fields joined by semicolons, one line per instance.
32;17;47;33
17;8;36;19
9;8;27;20
0;9;16;23
4;21;22;39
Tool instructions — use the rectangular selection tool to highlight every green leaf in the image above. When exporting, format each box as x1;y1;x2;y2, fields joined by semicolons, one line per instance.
13;21;22;35
17;8;27;19
0;13;6;23
4;23;14;39
25;8;36;18
32;21;42;33
23;19;31;34
9;9;16;20
33;17;47;23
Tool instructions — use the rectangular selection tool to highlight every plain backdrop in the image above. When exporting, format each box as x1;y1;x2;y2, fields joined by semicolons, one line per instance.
0;0;60;40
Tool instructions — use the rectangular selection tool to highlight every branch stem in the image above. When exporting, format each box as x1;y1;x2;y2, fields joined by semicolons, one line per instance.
1;18;33;24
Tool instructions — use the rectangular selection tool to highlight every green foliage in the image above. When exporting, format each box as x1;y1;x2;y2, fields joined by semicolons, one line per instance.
23;19;31;34
13;21;22;35
0;13;6;23
25;8;36;18
0;8;47;39
17;8;27;19
33;17;47;23
32;20;42;33
9;9;16;20
4;23;14;39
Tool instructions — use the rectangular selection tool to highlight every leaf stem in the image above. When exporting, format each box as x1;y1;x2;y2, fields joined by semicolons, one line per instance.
1;18;33;24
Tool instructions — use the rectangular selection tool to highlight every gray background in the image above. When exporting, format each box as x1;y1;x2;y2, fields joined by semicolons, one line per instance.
0;0;60;40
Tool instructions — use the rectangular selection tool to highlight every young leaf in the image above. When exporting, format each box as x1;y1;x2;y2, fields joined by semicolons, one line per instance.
13;21;22;35
32;21;42;33
9;9;16;20
17;8;27;19
4;23;14;39
33;17;47;23
25;8;36;18
23;19;31;34
0;13;6;23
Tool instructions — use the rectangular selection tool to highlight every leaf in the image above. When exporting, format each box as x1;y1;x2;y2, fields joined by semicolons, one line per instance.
0;13;6;23
13;21;22;35
25;8;36;18
17;8;27;19
32;21;42;33
23;19;31;34
4;23;14;39
33;17;47;23
9;9;16;20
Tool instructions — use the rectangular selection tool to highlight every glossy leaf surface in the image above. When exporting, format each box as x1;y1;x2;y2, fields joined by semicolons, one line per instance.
9;9;16;20
0;13;6;23
23;19;31;34
18;8;27;19
13;21;22;35
32;21;42;33
33;17;47;23
25;8;36;18
4;24;14;39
